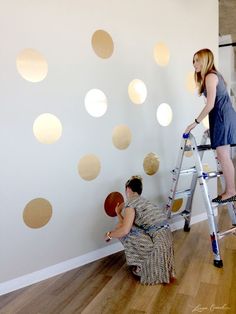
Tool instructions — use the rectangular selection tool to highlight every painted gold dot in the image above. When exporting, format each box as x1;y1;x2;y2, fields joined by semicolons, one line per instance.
33;113;62;144
23;198;52;229
156;103;173;126
16;48;48;82
143;153;160;175
92;30;114;59
112;125;132;150
128;79;147;105
84;89;107;117
78;154;101;181
172;199;183;212
153;43;170;66
202;115;209;129
186;71;196;94
184;139;193;158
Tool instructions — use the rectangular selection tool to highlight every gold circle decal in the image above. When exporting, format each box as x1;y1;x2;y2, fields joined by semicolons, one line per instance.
23;198;52;229
16;48;48;82
156;103;173;126
184;139;193;158
153;43;170;66
143;153;160;175
85;89;108;117
128;79;147;105
33;113;62;144
186;71;196;94
202;115;209;129
78;154;101;181
172;199;183;212
92;30;114;59
112;125;132;150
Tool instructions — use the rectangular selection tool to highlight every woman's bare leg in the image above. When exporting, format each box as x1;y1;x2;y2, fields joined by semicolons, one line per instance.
216;145;236;200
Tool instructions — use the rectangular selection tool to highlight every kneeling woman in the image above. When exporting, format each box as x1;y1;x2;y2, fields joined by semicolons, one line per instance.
105;176;175;285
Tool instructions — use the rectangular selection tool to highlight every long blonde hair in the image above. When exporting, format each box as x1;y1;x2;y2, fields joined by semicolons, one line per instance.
193;48;217;95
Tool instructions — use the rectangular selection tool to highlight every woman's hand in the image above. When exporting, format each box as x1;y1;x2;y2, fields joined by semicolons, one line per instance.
115;202;124;215
104;231;112;242
184;121;197;134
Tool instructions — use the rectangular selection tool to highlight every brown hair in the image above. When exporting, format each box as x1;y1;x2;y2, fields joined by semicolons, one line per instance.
125;176;143;195
193;48;217;95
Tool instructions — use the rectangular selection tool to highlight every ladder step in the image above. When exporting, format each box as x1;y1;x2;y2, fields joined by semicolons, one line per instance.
217;226;236;239
180;209;191;217
174;189;192;198
184;145;192;152
171;210;191;219
197;144;212;151
211;200;236;207
203;171;223;179
172;167;196;175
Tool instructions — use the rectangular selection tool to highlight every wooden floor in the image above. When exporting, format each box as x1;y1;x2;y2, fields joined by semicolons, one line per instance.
0;207;236;314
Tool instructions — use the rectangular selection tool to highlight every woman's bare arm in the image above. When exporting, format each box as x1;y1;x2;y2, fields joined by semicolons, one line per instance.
105;207;135;239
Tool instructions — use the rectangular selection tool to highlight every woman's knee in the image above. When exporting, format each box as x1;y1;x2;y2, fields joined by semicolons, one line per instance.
216;146;230;163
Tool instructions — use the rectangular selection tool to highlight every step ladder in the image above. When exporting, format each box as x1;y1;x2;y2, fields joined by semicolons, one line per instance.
166;130;236;268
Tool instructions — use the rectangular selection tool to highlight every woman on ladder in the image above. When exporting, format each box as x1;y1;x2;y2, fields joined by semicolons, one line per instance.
185;48;236;203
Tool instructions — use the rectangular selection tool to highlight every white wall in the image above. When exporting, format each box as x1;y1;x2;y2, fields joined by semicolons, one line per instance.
0;0;218;285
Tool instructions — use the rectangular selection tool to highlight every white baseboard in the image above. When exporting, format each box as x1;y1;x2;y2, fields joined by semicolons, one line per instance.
0;242;123;296
0;210;216;296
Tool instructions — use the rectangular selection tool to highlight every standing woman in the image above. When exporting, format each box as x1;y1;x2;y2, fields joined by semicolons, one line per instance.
185;48;236;203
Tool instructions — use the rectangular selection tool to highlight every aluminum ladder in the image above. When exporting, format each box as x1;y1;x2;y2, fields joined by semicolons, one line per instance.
166;130;236;267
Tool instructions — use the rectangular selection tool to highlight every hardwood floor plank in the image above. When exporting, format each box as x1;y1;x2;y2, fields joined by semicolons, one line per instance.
81;265;139;314
0;208;235;314
123;284;161;313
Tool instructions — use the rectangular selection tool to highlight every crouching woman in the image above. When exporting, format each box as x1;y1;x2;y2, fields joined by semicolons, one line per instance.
105;176;175;285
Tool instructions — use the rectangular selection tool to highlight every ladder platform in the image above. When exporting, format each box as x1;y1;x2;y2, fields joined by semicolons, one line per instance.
172;167;196;175
217;226;236;239
172;168;222;178
174;189;192;198
180;209;191;217
211;200;236;207
203;171;223;179
197;144;212;151
170;209;191;219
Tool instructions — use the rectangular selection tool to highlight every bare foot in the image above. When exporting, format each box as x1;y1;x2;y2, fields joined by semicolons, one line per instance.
220;193;236;201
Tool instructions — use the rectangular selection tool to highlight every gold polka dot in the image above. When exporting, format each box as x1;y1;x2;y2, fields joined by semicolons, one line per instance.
78;154;101;181
16;48;48;82
112;125;132;150
33;113;62;144
202;115;209;129
128;79;147;105
185;71;196;94
184;139;193;157
92;30;114;59
203;163;211;172
153;43;170;66
84;89;107;117
143;153;160;175
172;199;183;212
156;103;173;126
23;198;52;229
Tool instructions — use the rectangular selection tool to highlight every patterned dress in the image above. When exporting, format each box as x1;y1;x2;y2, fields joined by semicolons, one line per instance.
119;196;175;285
205;72;236;149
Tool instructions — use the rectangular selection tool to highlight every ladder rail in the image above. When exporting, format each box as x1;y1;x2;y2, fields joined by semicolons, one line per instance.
166;135;188;218
190;133;222;262
166;129;236;267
